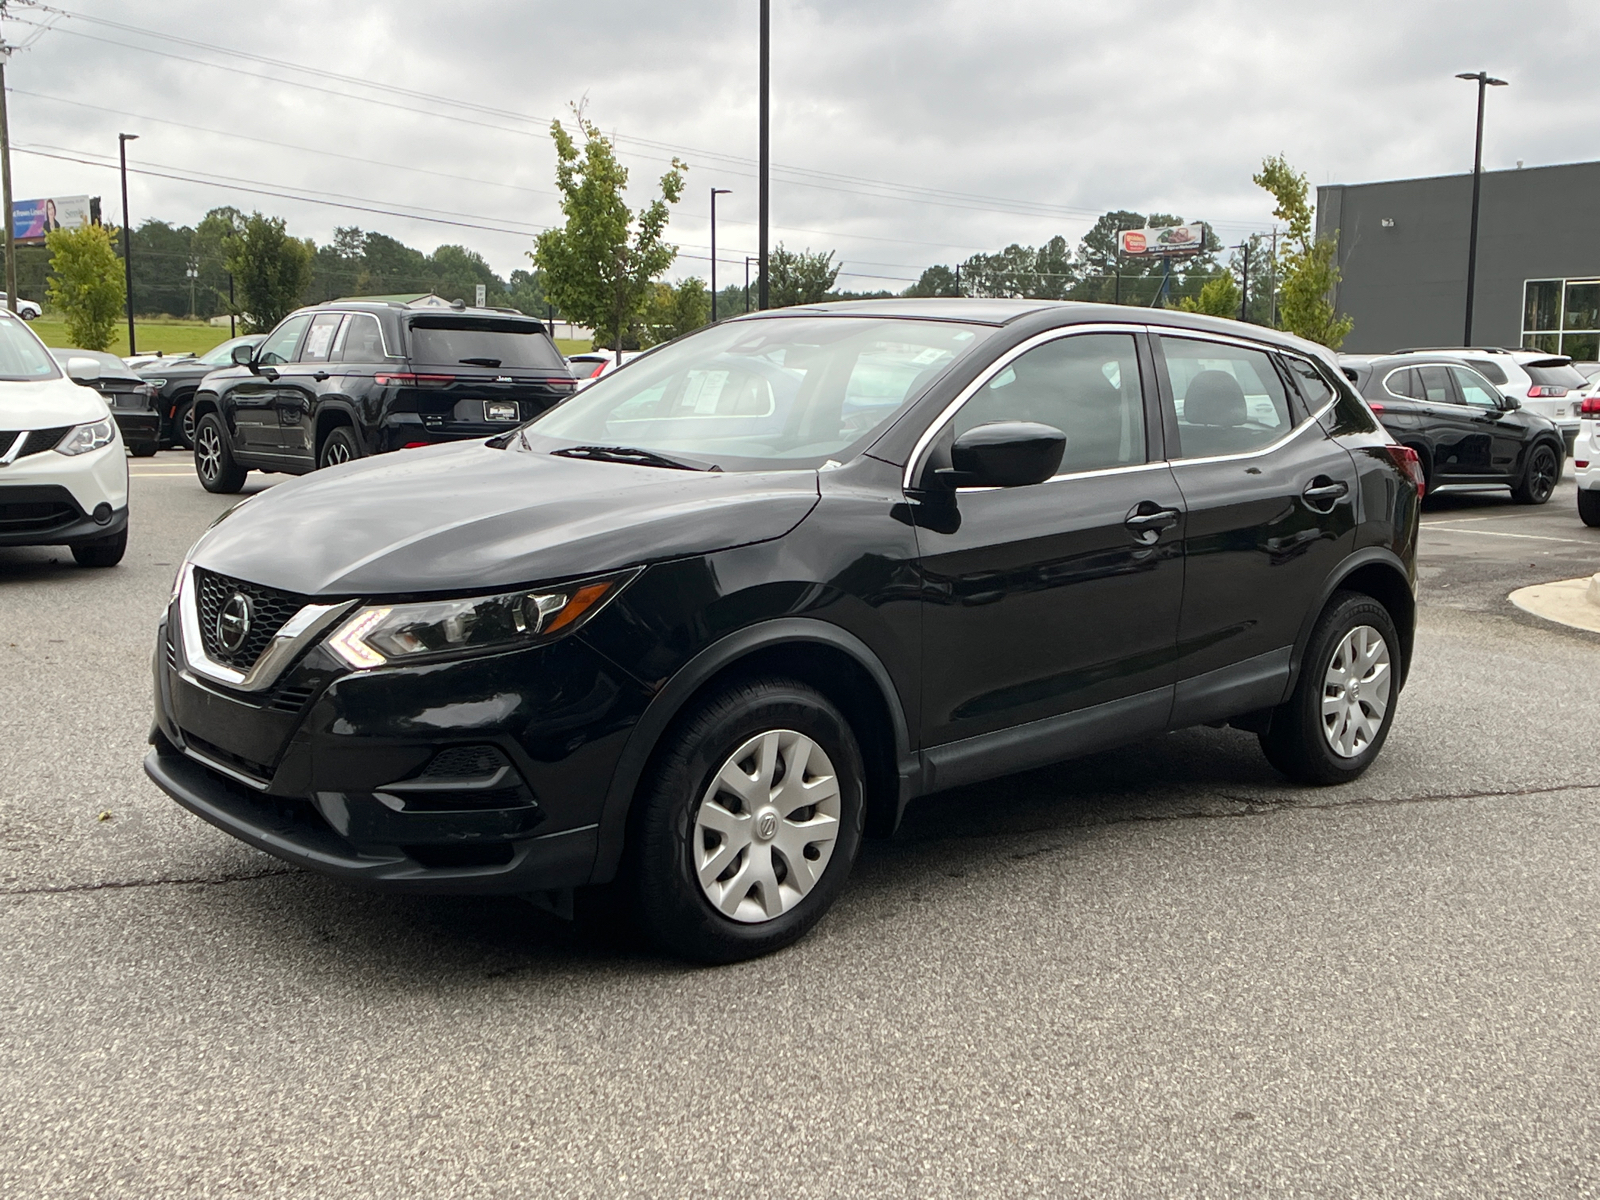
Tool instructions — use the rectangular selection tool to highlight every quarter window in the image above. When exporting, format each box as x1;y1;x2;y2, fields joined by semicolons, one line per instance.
1159;337;1293;458
952;333;1146;473
256;314;312;367
335;314;387;362
1385;369;1421;400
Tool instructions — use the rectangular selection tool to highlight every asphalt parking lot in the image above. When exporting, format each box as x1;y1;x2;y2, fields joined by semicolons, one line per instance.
4;454;1600;1197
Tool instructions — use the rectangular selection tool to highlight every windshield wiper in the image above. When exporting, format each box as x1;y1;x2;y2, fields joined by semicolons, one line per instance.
551;444;718;472
459;357;503;367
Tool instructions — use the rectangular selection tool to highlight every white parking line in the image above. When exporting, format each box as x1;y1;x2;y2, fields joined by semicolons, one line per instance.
1422;524;1590;545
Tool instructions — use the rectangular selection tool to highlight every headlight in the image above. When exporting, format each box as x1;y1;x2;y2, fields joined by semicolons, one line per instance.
325;571;635;670
55;418;116;456
144;378;167;389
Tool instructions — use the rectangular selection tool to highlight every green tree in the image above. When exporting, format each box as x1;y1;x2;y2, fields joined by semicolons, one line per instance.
45;223;125;349
642;277;710;344
192;207;243;316
1177;270;1241;317
506;268;548;317
130;219;197;317
535;106;686;357
426;244;507;305
1253;155;1352;347
223;212;313;332
763;243;840;308
904;264;959;297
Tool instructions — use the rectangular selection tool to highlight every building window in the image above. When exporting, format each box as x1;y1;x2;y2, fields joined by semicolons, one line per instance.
1523;278;1600;360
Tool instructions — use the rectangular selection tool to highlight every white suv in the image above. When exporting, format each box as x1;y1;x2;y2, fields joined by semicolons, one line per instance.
1399;347;1588;454
1577;393;1600;526
0;310;129;566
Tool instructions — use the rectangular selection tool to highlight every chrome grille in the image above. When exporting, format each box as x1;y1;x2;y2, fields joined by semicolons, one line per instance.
194;568;313;670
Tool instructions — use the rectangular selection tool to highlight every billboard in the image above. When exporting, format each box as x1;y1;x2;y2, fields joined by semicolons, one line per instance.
12;195;97;243
1118;222;1207;257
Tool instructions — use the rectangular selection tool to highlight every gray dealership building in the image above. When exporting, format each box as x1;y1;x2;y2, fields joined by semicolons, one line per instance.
1316;160;1600;359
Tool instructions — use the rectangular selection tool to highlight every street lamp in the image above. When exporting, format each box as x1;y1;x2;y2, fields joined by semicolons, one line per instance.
757;0;769;310
1455;71;1507;347
745;256;757;313
710;187;732;322
118;132;138;354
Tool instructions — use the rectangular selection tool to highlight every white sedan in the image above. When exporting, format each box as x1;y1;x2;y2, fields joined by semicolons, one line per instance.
0;293;42;320
0;310;129;566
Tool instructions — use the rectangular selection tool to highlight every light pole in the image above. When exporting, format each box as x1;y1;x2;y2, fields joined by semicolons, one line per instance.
185;261;198;319
757;0;769;310
118;132;139;354
710;187;731;321
745;256;756;313
0;42;16;316
1456;71;1507;347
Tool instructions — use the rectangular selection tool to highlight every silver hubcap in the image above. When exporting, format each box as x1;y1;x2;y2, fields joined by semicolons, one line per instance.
692;729;842;924
181;407;195;443
1321;624;1392;758
324;439;350;466
196;425;220;480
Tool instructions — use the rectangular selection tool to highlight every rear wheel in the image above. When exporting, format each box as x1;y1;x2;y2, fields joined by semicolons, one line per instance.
1260;591;1400;786
1512;443;1560;505
194;411;247;494
318;425;361;469
1579;488;1600;528
630;677;865;963
72;528;126;568
131;442;158;458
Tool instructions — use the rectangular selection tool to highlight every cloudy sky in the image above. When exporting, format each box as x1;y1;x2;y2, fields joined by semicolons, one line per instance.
5;0;1596;290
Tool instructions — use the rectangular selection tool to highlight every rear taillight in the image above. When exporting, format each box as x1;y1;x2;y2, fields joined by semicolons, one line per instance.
1384;444;1426;498
1368;401;1385;413
1580;397;1600;416
375;372;455;387
1528;385;1569;398
587;363;605;378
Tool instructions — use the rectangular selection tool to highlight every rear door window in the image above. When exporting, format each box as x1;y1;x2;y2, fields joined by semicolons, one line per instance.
1416;365;1453;404
298;313;344;363
334;313;389;363
407;317;566;370
1158;337;1294;458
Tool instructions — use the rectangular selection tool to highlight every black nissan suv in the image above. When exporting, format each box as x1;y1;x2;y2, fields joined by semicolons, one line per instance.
147;299;1421;963
190;298;576;492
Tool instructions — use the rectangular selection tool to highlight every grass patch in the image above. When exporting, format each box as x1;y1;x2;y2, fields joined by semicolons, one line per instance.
555;338;592;355
28;317;232;357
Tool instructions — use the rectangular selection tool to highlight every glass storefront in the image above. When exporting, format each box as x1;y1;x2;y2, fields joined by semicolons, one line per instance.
1523;279;1600;361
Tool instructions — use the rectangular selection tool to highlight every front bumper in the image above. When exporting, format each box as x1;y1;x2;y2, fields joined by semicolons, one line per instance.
0;439;129;546
146;600;651;895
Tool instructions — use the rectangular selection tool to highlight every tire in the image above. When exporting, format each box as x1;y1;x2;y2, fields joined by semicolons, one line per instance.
1579;488;1600;528
173;398;196;451
1512;442;1560;505
194;411;247;494
131;442;158;458
318;425;361;469
630;677;866;963
20;309;35;321
1260;591;1401;786
71;528;126;568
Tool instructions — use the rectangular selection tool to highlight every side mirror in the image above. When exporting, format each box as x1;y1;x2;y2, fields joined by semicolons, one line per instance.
938;421;1065;489
1499;393;1520;411
231;342;258;370
65;355;102;383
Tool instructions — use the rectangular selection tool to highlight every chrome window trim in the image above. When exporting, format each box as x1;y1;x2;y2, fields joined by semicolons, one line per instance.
177;565;356;693
902;322;1153;489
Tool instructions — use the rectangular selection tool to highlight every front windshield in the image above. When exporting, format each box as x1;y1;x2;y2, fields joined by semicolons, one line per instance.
0;312;61;383
528;316;990;469
199;336;256;367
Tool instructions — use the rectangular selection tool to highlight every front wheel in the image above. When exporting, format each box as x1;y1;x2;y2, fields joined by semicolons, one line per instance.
1578;488;1600;528
71;528;126;568
1512;443;1560;505
131;443;158;458
1260;592;1400;786
194;411;247;494
173;398;196;450
630;677;866;963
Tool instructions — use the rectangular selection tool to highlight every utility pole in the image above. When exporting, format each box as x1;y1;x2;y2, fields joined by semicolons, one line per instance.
186;261;197;319
1239;239;1251;322
1268;226;1278;327
118;132;139;354
0;38;15;316
710;187;731;321
744;256;755;313
1456;70;1508;347
757;0;770;310
227;272;235;337
953;262;960;296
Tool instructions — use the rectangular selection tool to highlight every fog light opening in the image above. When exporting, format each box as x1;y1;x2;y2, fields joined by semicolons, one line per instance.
92;502;113;525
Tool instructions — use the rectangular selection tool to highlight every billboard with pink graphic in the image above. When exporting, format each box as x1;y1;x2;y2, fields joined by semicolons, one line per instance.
12;195;95;243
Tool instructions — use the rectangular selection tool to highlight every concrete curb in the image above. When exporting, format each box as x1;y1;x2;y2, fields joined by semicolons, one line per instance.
1509;573;1600;634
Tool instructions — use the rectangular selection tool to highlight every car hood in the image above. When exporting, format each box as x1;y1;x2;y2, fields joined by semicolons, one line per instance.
192;440;822;596
0;376;111;428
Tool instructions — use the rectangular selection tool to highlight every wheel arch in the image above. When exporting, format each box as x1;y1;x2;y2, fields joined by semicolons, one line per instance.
588;618;914;885
1285;550;1416;698
313;402;361;456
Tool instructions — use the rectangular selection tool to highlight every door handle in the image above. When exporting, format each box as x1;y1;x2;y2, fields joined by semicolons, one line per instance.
312;371;330;382
1301;477;1349;512
1124;504;1180;544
